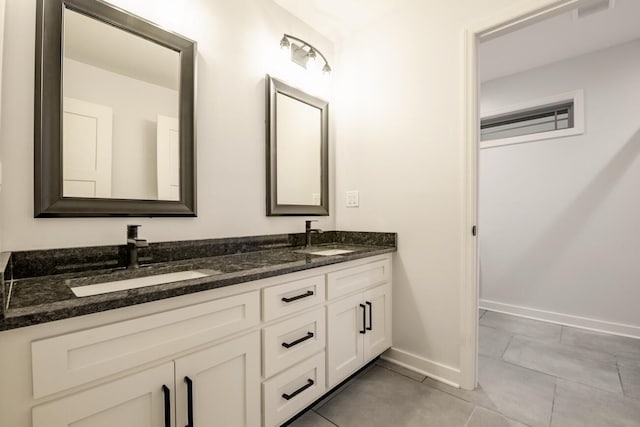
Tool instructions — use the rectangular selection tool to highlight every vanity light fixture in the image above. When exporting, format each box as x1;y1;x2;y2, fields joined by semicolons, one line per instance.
279;34;331;75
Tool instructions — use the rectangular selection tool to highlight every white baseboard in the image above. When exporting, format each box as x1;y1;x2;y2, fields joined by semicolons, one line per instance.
380;347;461;388
480;299;640;339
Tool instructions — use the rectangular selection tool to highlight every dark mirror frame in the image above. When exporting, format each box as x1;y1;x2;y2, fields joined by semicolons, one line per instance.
265;75;329;216
34;0;197;217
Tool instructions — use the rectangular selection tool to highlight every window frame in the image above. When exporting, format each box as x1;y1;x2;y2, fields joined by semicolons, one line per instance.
479;89;584;149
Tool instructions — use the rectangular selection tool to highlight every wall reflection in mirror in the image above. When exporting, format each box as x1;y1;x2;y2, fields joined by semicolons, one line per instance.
276;93;322;206
62;7;180;201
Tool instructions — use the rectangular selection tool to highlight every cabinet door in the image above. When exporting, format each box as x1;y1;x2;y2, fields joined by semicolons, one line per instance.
174;331;260;427
363;284;392;361
32;363;174;427
326;292;365;387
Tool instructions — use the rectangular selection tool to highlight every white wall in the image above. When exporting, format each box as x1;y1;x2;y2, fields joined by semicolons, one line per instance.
479;39;640;335
0;0;334;251
333;0;557;385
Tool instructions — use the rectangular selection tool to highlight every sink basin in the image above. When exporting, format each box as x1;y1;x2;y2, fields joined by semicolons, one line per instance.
307;249;354;256
69;269;220;297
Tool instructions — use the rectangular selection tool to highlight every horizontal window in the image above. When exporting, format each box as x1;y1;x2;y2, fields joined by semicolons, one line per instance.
480;90;584;149
481;102;573;141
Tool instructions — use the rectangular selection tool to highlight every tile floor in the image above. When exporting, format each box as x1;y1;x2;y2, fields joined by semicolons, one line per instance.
288;311;640;427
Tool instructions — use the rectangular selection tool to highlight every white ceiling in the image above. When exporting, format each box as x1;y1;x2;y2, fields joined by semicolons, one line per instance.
479;0;640;82
272;0;404;41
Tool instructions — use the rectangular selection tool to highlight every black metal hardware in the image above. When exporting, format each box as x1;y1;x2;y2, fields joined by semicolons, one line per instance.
282;379;314;400
282;332;314;349
366;301;373;331
472;225;477;236
305;220;323;247
359;304;366;334
162;385;171;427
281;290;314;303
184;376;194;427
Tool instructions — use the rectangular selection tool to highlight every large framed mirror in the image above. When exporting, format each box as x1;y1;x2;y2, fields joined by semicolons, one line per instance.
266;75;329;216
34;0;197;217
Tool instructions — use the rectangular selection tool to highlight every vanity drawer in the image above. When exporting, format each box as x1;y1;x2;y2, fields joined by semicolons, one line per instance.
263;308;325;378
327;258;391;300
32;290;260;399
263;275;325;321
263;352;326;427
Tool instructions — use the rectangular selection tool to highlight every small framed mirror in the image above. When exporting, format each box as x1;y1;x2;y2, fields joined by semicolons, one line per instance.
34;0;197;217
266;75;329;216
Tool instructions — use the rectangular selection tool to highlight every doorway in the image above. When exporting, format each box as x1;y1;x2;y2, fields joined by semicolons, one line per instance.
463;0;640;388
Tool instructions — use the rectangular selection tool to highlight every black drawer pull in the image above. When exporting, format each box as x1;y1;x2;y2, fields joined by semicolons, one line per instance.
359;304;366;334
184;376;194;427
282;332;314;349
281;290;314;303
366;301;373;331
162;385;171;427
282;379;314;400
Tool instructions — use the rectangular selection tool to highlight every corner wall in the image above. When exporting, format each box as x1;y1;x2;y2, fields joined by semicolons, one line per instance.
479;39;640;336
0;0;335;251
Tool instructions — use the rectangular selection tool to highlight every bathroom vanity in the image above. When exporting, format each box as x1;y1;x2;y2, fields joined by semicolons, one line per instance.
0;1;395;425
0;232;395;427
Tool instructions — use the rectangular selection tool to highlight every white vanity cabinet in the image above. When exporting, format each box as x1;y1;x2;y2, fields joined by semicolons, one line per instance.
260;276;329;427
326;260;392;388
32;363;175;427
32;332;260;427
174;331;261;427
16;254;393;427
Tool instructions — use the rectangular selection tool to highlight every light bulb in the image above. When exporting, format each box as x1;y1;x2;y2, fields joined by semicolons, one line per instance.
279;36;290;51
279;36;291;62
306;48;318;71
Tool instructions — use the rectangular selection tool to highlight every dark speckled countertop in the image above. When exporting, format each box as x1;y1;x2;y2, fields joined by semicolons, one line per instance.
0;231;396;331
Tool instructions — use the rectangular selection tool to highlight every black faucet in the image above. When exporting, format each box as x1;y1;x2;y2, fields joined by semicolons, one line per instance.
305;220;322;248
126;225;149;269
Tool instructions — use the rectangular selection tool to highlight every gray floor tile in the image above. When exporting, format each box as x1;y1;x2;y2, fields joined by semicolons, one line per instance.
503;336;622;393
375;358;427;382
479;326;512;359
312;363;377;410
561;327;640;361
287;410;337;427
465;407;528;427
425;356;555;427
551;378;640;427
618;356;640;400
316;365;474;427
480;312;562;342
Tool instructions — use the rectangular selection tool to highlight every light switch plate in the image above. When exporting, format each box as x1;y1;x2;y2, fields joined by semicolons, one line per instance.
346;190;359;207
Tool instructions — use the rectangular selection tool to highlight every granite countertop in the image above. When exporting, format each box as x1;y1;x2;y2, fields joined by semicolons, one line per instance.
0;231;396;331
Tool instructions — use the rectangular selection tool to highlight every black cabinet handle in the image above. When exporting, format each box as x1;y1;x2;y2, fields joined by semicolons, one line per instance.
282;332;314;349
162;385;171;427
282;379;314;400
184;376;194;427
281;290;314;303
366;301;373;330
359;304;366;334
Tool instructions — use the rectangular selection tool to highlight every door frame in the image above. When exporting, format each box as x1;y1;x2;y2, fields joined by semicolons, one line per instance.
459;0;590;389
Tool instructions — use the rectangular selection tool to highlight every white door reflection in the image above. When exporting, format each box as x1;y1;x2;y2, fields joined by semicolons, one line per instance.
156;115;180;201
62;97;113;198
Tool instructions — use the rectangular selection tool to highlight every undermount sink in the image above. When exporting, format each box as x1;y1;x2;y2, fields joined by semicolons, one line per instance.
68;269;220;297
307;249;354;256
